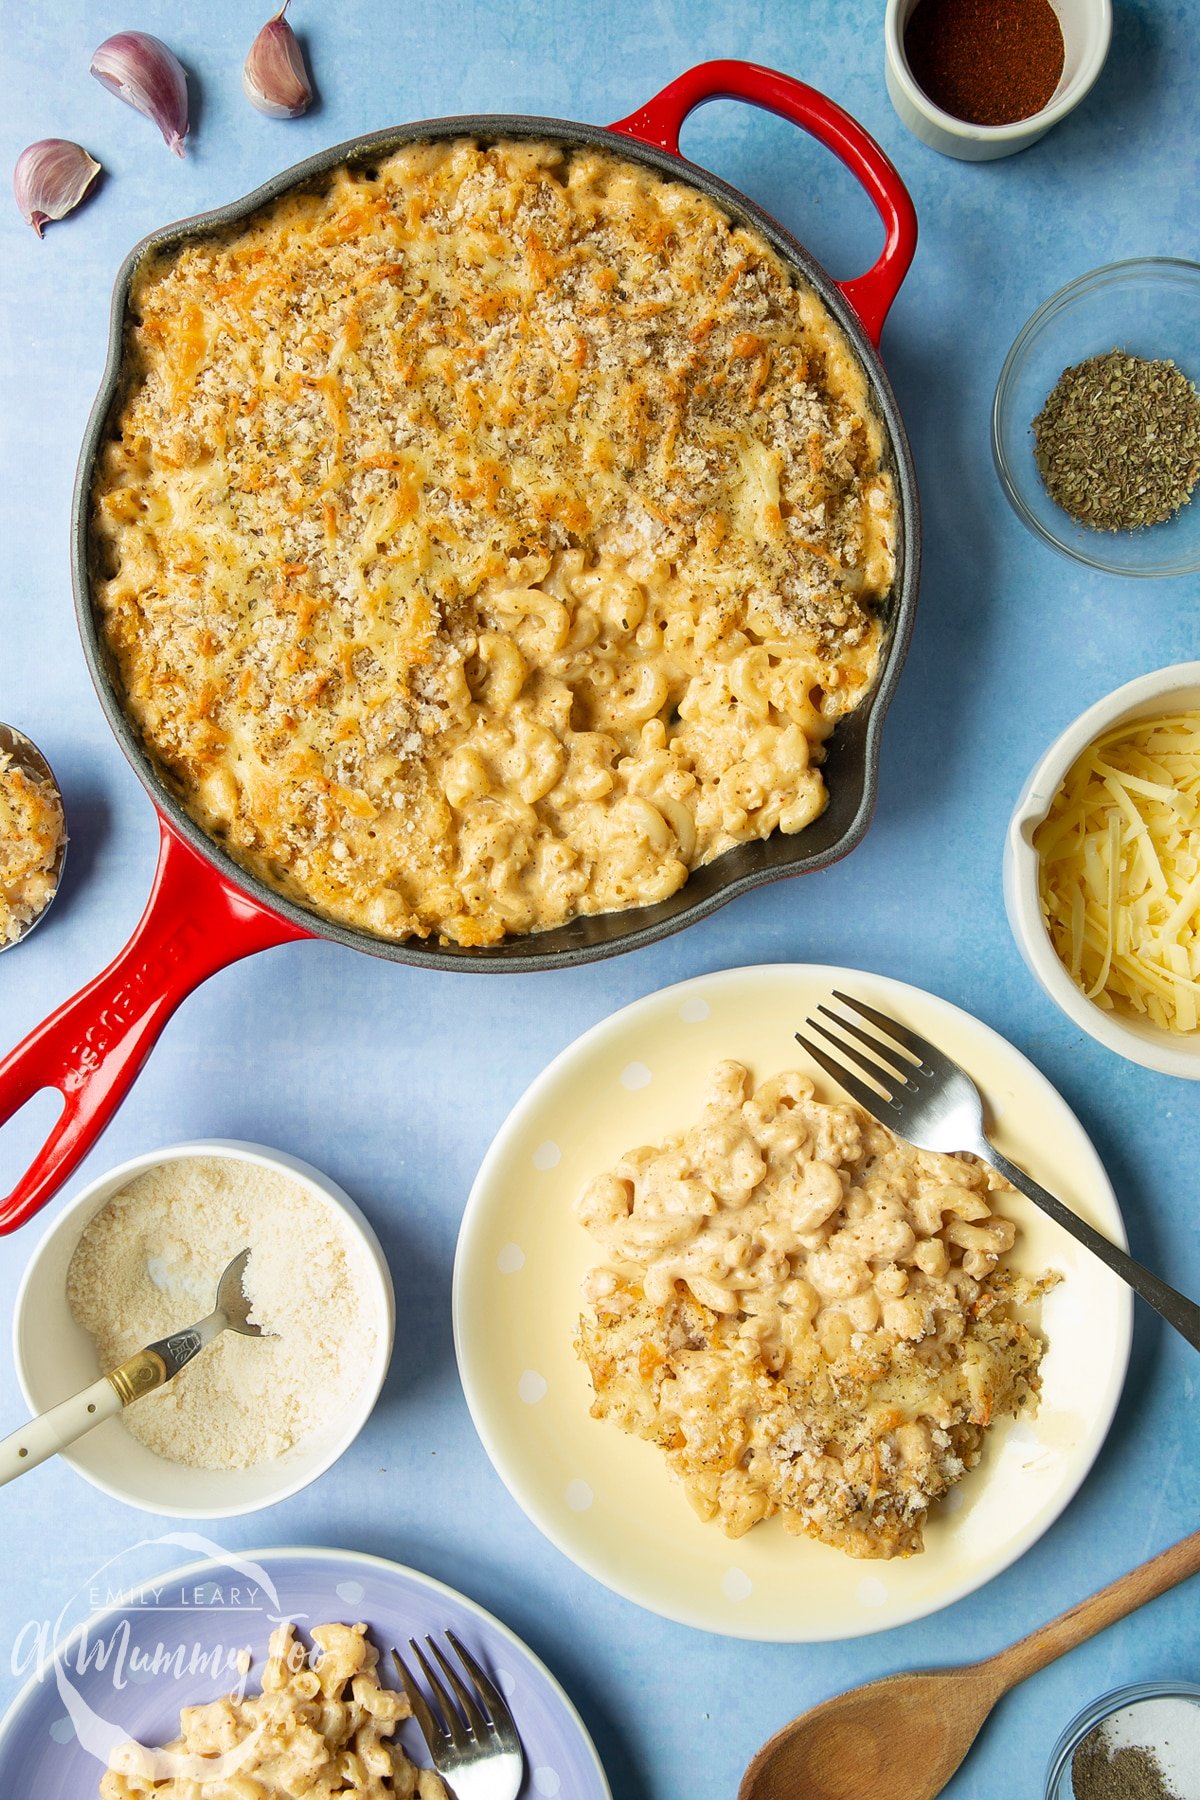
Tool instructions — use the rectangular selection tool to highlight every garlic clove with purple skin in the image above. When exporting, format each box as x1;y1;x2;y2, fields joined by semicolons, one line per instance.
90;31;190;156
13;140;102;237
244;4;313;119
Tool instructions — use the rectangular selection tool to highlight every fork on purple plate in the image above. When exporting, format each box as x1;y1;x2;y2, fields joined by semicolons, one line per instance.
392;1630;524;1800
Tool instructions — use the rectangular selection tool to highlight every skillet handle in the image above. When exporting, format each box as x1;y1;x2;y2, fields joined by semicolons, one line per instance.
609;59;917;346
0;821;309;1234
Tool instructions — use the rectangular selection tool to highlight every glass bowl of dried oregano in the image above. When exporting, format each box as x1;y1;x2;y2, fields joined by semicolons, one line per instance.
993;257;1200;576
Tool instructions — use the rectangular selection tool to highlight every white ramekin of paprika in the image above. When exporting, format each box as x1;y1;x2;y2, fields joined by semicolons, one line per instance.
885;0;1112;161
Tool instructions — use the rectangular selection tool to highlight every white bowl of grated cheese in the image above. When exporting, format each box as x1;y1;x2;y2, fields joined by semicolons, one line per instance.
1005;662;1200;1079
12;1142;395;1516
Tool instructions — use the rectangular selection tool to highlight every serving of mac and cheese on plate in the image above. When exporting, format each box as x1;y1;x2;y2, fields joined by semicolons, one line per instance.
91;138;896;947
452;964;1132;1639
576;1060;1053;1559
0;1546;610;1799
101;1622;444;1798
0;743;66;948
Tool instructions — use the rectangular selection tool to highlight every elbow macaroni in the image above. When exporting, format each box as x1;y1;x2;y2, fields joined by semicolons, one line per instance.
100;1623;446;1799
91;139;894;948
0;749;65;946
575;1062;1055;1559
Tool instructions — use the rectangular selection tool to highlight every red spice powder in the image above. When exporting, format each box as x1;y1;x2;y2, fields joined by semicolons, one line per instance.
904;0;1066;128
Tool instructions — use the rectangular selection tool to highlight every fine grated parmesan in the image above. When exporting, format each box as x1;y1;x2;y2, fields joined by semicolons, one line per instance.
1035;711;1200;1033
66;1156;380;1470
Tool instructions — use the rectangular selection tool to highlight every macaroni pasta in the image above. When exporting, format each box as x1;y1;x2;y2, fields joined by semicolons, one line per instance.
93;139;895;945
0;748;65;945
100;1622;446;1798
576;1062;1053;1558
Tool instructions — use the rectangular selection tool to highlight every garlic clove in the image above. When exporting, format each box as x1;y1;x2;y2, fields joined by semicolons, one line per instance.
90;31;190;156
243;4;313;119
13;139;102;237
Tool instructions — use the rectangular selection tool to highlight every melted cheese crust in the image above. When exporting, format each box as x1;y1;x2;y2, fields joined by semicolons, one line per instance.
93;139;896;944
576;1063;1051;1559
0;752;65;945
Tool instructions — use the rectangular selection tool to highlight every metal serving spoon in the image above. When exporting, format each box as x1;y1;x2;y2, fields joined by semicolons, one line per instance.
0;1249;262;1485
738;1526;1200;1800
0;723;68;950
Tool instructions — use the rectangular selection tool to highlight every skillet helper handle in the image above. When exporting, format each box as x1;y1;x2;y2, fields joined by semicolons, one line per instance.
0;822;307;1236
609;58;918;345
0;1364;154;1487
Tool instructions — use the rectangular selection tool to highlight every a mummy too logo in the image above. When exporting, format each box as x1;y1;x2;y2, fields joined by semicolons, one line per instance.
9;1536;305;1780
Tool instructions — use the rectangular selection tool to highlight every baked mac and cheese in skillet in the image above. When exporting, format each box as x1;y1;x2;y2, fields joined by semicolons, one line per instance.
93;139;896;945
575;1062;1054;1559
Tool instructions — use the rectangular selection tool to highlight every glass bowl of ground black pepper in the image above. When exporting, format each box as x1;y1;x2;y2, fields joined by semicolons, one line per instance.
994;259;1200;576
1045;1681;1200;1800
885;0;1112;161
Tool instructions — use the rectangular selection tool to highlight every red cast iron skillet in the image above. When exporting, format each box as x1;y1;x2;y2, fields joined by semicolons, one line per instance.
0;61;919;1231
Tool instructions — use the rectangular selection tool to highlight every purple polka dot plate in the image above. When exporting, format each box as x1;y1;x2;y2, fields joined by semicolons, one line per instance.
0;1545;610;1797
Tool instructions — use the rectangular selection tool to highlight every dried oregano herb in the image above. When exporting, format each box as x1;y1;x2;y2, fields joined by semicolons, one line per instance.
1032;348;1200;532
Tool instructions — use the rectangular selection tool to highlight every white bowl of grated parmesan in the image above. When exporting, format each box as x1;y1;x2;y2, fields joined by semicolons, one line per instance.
1006;662;1200;1078
12;1142;395;1515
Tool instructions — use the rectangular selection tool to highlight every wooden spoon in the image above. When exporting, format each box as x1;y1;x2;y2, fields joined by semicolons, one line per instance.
739;1527;1200;1800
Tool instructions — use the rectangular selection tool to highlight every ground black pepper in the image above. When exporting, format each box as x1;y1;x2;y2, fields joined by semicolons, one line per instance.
1072;1727;1184;1800
904;0;1066;127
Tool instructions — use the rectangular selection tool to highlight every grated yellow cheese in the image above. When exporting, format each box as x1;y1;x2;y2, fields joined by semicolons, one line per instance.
1035;711;1200;1034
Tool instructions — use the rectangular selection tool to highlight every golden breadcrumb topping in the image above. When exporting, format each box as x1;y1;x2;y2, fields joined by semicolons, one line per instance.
576;1064;1053;1558
0;750;65;946
93;139;895;945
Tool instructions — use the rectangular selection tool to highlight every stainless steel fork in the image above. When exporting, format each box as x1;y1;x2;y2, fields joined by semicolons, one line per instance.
796;990;1200;1353
392;1631;524;1800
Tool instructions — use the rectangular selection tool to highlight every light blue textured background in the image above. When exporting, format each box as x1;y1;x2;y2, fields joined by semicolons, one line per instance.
2;3;1198;1795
